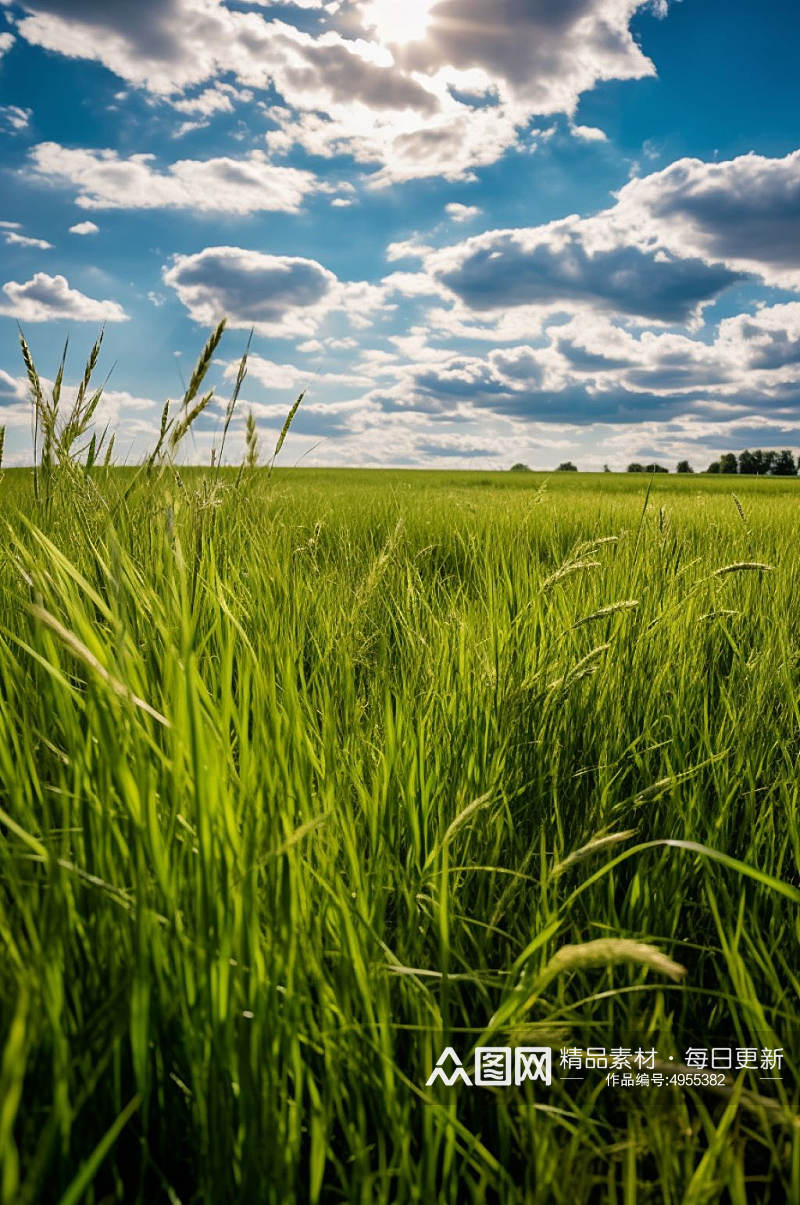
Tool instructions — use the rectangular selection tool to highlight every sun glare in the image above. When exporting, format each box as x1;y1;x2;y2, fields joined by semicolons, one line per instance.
364;0;434;45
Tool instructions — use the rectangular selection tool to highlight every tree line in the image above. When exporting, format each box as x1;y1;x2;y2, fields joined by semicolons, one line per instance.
705;449;798;475
628;451;798;473
510;450;799;474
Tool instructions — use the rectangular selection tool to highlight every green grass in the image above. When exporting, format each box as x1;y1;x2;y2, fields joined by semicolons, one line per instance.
0;335;798;1202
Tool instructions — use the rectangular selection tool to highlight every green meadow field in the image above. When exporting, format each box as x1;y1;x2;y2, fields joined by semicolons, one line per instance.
0;337;799;1202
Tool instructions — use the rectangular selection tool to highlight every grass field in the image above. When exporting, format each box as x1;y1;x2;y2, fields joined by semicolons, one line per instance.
1;337;799;1202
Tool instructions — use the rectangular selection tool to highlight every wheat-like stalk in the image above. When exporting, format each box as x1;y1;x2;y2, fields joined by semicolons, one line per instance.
169;390;215;451
540;560;600;592
570;599;639;628
245;408;259;468
267;392;304;479
538;938;686;986
551;829;636;879
713;562;774;576
732;493;748;526
181;319;226;411
547;642;611;691
218;330;251;468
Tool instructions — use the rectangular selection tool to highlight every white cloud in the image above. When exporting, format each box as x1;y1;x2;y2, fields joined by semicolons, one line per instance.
163;246;336;336
172;82;253;116
0;104;32;132
0;32;14;58
162;245;388;337
570;123;608;142
395;0;655;110
385;238;433;262
445;202;483;222
420;217;742;325
69;220;100;235
715;302;800;372
1;273;129;323
4;231;53;249
381;269;442;298
13;0;225;94
615;150;800;288
172;118;209;138
28;143;322;214
385;148;800;340
278;285;794;463
10;0;661;181
224;353;371;391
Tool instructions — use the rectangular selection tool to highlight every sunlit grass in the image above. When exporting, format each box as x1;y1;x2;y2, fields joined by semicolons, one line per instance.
0;330;798;1202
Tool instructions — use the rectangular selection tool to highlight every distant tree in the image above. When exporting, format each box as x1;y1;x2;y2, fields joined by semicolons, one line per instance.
738;449;774;474
719;452;738;474
510;462;531;472
556;461;578;471
738;449;757;475
737;449;796;474
644;463;668;473
772;449;797;476
603;464;611;472
740;449;776;474
627;463;644;472
676;460;694;473
707;461;721;474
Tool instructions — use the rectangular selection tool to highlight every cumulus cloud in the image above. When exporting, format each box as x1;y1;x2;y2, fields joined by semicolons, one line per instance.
3;231;52;249
69;220;99;235
351;300;800;431
445;202;483;222
391;147;800;334
163;247;335;335
162;245;387;337
396;0;655;109
11;1;440;107
265;98;522;186
424;220;743;323
0;32;14;57
11;0;215;93
1;273;129;323
615;150;800;287
172;81;253;116
715;303;800;371
374;347;687;423
570;123;607;141
9;0;661;181
386;238;433;262
227;353;371;391
28;143;322;214
0;104;32;132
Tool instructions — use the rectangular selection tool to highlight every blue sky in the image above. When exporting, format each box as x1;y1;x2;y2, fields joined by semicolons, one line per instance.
1;0;800;469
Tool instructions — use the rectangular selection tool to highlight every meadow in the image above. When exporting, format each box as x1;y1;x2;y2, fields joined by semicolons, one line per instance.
0;330;799;1203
